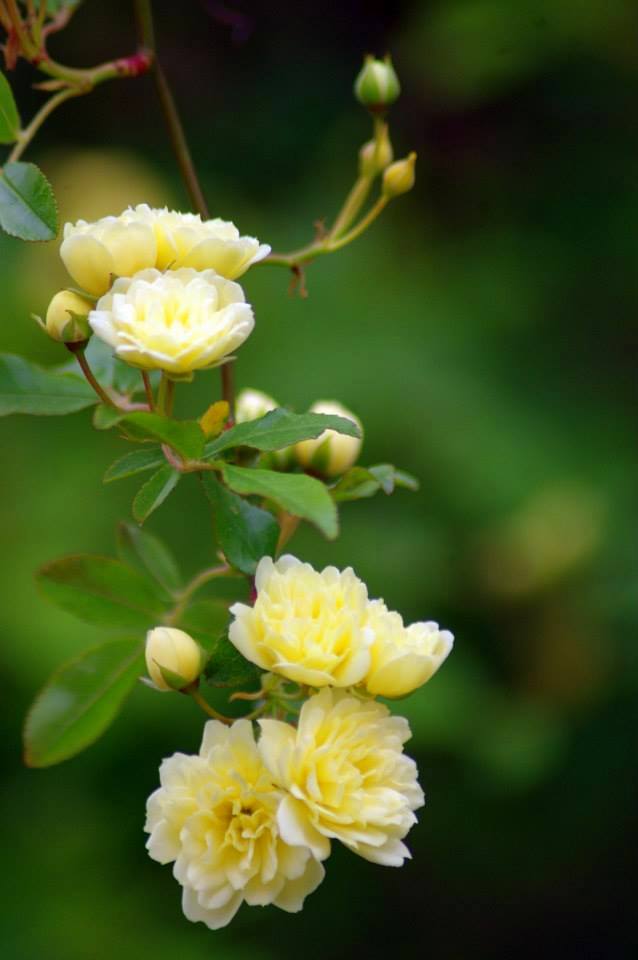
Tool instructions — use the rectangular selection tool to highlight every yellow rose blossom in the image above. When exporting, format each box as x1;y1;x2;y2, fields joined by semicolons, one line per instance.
363;599;454;698
145;719;324;930
60;204;270;297
228;555;373;687
294;400;362;477
89;267;254;375
258;688;424;866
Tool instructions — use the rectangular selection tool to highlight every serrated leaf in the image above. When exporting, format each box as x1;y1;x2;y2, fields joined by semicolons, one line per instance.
116;522;181;595
119;412;205;460
36;555;168;628
104;446;165;483
132;464;180;524
0;161;57;241
204;634;263;689
219;463;338;539
0;353;95;416
24;639;143;768
201;473;279;575
203;408;361;458
0;71;20;144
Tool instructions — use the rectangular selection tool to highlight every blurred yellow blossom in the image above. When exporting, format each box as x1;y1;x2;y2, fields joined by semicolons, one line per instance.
145;719;324;929
89;267;254;375
259;688;424;865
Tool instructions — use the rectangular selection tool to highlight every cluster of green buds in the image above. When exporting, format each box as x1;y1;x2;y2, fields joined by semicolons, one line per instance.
354;55;416;199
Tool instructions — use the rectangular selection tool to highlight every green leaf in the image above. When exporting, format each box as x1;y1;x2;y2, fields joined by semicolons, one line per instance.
204;408;361;459
119;412;205;460
219;463;338;539
0;71;20;144
201;473;279;575
180;598;234;646
393;467;420;491
93;403;122;430
204;634;263;689
116;522;181;595
37;555;168;628
331;466;383;502
0;161;57;241
331;463;421;502
132;464;180;524
0;353;96;416
104;446;165;483
24;639;144;768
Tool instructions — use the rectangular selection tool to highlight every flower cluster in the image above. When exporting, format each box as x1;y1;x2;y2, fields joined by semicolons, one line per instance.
48;205;269;376
145;555;452;929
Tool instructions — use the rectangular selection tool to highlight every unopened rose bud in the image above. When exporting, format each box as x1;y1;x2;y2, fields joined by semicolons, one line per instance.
235;388;278;423
294;400;363;477
358;125;394;178
145;626;203;692
236;388;293;469
382;152;416;199
45;290;93;343
354;55;401;111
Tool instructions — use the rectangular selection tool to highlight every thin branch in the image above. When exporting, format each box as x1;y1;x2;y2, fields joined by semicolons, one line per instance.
67;345;116;408
8;86;80;163
141;371;155;410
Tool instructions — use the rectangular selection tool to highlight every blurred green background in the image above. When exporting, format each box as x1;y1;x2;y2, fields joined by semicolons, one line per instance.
2;0;637;957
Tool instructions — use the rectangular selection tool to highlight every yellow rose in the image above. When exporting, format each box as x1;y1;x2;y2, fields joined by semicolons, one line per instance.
89;267;254;375
363;599;454;698
228;555;373;687
294;400;363;477
60;213;157;297
258;689;424;866
145;627;203;691
61;204;270;297
145;719;324;929
134;205;270;277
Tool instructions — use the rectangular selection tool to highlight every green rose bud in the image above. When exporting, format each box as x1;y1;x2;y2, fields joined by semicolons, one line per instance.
382;152;417;199
358;123;394;178
354;55;401;111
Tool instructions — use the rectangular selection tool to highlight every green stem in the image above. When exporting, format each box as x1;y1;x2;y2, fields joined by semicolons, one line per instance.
221;362;235;424
7;86;81;163
156;373;174;416
167;564;234;625
329;175;373;240
70;345;115;408
188;687;234;724
328;195;389;251
141;371;155;410
134;0;209;218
